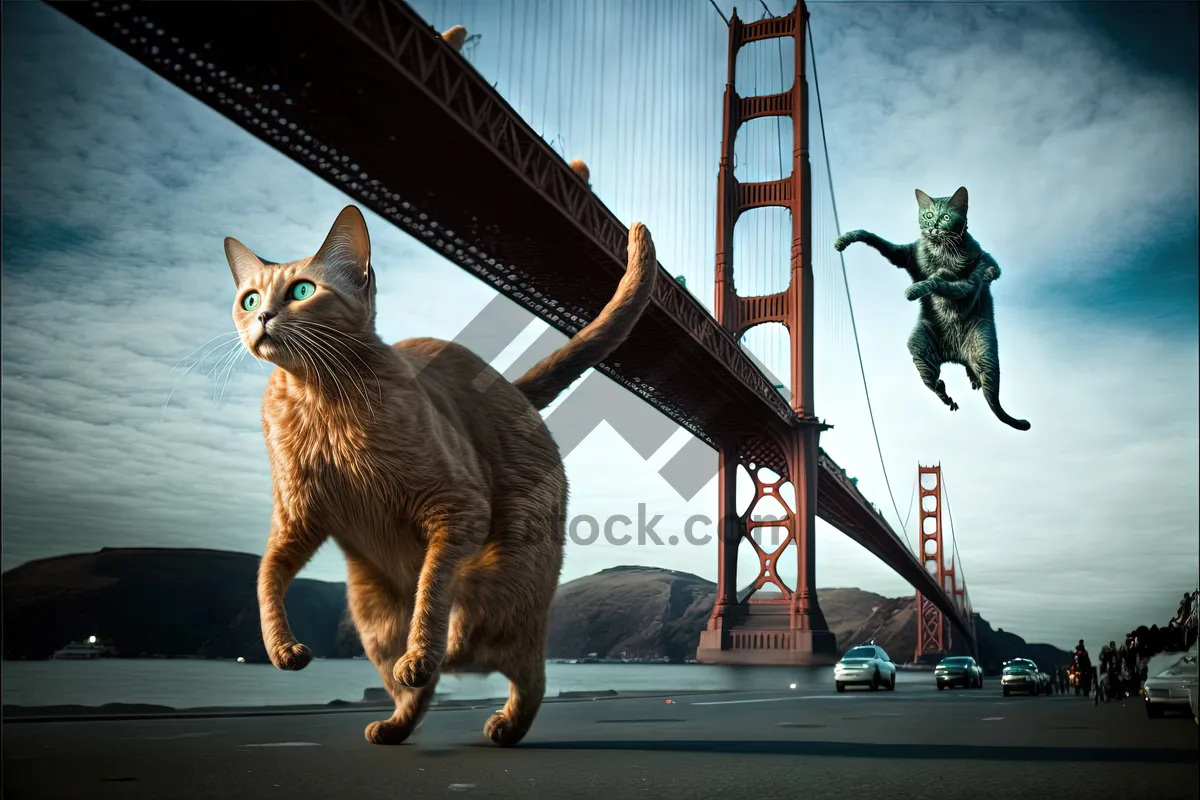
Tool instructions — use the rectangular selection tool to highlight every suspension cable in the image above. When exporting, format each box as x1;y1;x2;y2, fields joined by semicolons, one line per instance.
706;0;729;25
903;473;917;532
807;18;911;550
942;469;970;617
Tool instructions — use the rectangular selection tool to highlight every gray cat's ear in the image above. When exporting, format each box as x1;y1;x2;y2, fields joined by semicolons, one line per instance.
314;205;371;286
224;237;263;287
948;186;968;213
915;189;933;209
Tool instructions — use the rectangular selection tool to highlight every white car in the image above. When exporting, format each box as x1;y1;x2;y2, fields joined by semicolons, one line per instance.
834;642;897;692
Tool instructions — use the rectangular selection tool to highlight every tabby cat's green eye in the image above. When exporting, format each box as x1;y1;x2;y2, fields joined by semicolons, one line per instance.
242;292;261;312
290;280;316;301
943;214;951;221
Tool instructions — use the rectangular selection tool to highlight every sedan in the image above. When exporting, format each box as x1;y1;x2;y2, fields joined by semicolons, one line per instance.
1143;647;1197;718
834;643;897;692
934;656;983;690
1001;660;1043;696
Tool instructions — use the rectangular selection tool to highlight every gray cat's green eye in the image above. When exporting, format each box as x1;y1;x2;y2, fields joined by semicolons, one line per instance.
242;292;261;312
290;281;316;301
943;214;950;221
924;212;933;218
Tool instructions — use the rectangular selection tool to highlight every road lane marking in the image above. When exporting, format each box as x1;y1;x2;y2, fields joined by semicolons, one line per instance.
119;732;213;741
242;742;321;747
692;696;840;706
982;717;1005;721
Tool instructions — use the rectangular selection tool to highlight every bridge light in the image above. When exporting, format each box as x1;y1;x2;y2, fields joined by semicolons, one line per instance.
674;275;687;289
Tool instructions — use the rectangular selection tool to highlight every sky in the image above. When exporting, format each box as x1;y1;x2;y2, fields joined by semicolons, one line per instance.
2;0;1197;652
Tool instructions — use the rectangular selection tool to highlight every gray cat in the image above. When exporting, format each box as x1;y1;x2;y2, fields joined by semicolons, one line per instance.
834;187;1030;432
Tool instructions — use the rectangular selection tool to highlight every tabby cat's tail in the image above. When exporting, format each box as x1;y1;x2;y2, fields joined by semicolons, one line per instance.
514;223;658;411
982;380;1031;432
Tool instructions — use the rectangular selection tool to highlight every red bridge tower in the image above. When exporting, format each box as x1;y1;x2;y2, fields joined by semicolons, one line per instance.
914;464;951;662
696;1;839;666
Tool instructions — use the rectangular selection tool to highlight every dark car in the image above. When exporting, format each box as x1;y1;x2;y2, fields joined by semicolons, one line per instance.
935;656;983;690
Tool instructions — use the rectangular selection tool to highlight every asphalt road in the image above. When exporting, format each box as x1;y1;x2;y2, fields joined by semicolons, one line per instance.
4;683;1197;799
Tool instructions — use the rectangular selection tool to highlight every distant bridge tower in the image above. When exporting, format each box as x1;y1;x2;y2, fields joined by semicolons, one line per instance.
914;464;950;662
696;0;838;666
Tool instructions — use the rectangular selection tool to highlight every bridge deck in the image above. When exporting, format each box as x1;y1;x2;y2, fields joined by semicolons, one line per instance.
44;0;968;638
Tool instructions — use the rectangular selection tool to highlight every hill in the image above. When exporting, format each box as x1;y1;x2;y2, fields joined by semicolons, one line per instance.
1;548;357;662
547;566;1072;673
3;549;1069;672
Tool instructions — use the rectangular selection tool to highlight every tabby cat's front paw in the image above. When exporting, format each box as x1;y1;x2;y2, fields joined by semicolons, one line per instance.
393;649;440;688
270;642;313;671
833;231;863;252
905;282;932;301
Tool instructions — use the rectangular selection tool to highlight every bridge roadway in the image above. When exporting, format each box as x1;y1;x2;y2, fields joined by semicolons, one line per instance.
5;685;1196;799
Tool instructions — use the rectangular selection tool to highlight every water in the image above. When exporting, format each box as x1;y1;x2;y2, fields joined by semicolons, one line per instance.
1;660;930;710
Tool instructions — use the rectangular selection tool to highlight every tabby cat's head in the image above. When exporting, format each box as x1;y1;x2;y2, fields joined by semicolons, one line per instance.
224;205;377;370
915;187;968;243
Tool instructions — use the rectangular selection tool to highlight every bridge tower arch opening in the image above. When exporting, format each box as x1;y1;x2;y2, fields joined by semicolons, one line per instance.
696;1;839;666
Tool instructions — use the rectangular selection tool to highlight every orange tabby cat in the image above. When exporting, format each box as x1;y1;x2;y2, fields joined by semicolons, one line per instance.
224;206;657;746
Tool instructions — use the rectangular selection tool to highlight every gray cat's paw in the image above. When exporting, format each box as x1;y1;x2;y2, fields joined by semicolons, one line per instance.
905;282;931;301
834;231;861;252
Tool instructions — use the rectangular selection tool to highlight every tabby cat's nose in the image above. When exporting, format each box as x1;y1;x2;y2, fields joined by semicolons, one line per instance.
258;311;276;328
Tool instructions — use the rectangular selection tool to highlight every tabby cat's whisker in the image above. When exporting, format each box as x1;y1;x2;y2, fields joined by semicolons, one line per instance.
208;339;248;404
215;342;253;408
283;326;352;409
169;331;241;375
283;324;376;419
292;323;384;409
161;336;242;419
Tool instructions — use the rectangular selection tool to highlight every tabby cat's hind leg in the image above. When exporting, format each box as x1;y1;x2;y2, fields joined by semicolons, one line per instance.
485;640;547;747
347;562;437;746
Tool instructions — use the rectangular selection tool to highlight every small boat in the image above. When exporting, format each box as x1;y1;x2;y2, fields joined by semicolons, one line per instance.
50;638;112;660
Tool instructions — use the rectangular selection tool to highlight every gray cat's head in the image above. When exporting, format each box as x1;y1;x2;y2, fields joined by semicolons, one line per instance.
915;187;968;243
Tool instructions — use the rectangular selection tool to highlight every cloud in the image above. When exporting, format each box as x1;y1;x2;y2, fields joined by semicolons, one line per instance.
2;0;1196;656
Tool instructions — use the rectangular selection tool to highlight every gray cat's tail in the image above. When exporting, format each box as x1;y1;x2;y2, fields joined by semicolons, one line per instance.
981;374;1030;432
513;223;658;411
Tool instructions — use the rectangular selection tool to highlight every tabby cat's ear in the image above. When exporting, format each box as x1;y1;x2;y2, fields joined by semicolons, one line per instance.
948;186;968;213
314;205;371;286
915;189;933;209
224;237;263;287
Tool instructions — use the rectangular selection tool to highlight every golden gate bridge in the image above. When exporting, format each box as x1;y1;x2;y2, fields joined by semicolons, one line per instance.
48;0;980;665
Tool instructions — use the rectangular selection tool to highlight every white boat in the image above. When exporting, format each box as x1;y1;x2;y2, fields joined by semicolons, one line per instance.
50;638;112;660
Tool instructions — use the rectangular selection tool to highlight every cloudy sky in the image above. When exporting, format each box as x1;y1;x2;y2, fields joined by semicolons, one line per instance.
2;0;1196;652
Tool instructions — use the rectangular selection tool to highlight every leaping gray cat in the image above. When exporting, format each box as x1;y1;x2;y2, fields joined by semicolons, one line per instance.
834;187;1030;432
